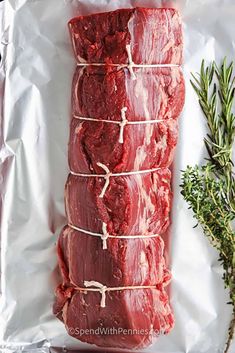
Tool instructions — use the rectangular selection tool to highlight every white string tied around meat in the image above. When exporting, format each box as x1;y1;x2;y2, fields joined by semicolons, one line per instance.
68;221;161;250
97;162;111;198
119;107;128;143
76;62;180;69
76;280;157;308
70;163;162;199
76;45;180;80
101;223;109;250
126;44;136;79
74;110;165;145
84;281;107;308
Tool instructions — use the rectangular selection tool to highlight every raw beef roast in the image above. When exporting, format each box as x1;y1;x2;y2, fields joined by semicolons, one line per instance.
54;7;185;349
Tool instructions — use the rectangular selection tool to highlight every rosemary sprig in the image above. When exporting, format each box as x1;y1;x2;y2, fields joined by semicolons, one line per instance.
181;59;235;353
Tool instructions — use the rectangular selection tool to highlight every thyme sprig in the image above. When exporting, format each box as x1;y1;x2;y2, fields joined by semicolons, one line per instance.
181;59;235;353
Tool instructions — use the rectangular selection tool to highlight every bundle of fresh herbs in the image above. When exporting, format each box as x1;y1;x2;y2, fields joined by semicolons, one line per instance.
181;59;235;353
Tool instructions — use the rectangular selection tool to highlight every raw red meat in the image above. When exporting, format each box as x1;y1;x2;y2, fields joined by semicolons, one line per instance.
69;8;182;65
70;66;184;174
54;7;185;349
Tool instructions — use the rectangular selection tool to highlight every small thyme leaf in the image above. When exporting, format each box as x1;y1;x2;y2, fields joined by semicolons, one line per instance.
181;59;235;353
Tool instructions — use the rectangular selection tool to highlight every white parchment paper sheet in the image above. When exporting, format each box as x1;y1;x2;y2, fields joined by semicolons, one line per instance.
0;0;235;352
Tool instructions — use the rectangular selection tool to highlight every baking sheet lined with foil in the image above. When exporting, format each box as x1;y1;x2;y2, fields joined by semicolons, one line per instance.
0;0;235;352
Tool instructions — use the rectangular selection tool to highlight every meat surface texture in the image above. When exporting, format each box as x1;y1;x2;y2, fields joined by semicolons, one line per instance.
54;7;185;350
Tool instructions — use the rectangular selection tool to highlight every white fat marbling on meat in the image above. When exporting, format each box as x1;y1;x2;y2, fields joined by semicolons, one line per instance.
127;13;134;49
75;122;84;134
77;54;87;63
63;226;72;237
140;251;149;280
162;178;169;184
152;174;159;193
81;295;89;307
62;301;69;323
134;145;147;170
158;186;169;198
63;229;79;291
61;228;75;291
166;10;182;65
170;67;182;89
65;181;71;222
154;220;161;231
69;29;87;63
134;78;151;120
158;77;169;118
135;174;155;233
74;67;84;108
146;15;166;64
168;116;178;132
162;38;175;54
172;11;180;25
145;124;154;146
67;232;78;286
155;135;167;153
134;174;143;233
173;43;183;64
70;30;78;60
134;79;155;145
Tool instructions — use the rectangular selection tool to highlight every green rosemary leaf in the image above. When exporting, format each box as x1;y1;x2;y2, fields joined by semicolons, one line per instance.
181;58;235;353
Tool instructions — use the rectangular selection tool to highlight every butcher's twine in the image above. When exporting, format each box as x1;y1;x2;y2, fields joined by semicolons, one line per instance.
74;106;167;144
74;280;158;308
76;44;180;81
68;221;161;250
70;162;164;198
76;61;180;69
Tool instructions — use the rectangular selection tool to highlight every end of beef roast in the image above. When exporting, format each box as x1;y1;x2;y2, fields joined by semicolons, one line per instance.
68;7;182;65
54;226;174;349
54;7;185;350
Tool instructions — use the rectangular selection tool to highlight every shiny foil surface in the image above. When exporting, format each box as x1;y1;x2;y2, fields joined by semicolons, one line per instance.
0;1;235;352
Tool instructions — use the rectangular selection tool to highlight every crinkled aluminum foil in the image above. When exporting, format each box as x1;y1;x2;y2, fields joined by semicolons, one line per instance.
0;0;235;352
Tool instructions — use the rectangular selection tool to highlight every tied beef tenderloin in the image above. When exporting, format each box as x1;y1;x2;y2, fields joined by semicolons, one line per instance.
54;7;185;349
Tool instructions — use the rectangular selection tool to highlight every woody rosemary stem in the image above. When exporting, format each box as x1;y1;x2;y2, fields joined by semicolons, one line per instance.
225;312;235;353
181;59;235;353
